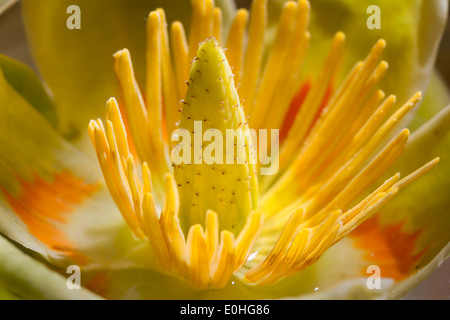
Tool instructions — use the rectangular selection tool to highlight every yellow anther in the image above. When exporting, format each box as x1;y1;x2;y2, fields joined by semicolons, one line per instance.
235;210;264;270
250;1;298;128
226;8;249;84
205;210;219;260
258;0;310;131
279;31;345;165
146;11;163;117
212;7;223;43
88;118;142;239
171;21;190;102
241;0;267;113
245;208;303;283
105;98;129;158
211;231;236;288
186;224;210;288
394;157;440;190
155;8;179;137
142;193;172;269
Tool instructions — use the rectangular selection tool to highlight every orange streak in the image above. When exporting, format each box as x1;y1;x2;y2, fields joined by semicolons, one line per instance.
280;80;311;142
85;271;109;298
2;171;99;264
280;79;333;144
351;215;425;280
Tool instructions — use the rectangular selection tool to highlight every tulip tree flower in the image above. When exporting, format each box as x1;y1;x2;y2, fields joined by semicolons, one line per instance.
0;0;449;300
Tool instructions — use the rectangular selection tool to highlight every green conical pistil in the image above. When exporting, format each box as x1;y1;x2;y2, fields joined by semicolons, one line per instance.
173;38;258;236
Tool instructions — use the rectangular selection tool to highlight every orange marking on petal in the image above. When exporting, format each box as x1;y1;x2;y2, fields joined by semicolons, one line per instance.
280;80;311;142
351;216;425;280
314;79;334;126
280;79;333;144
161;97;169;144
85;271;109;298
2;171;99;263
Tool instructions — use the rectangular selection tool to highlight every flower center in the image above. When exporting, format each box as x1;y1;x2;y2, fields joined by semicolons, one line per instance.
88;0;439;290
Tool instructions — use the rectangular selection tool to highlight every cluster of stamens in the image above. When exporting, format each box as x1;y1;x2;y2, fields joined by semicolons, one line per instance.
89;0;439;289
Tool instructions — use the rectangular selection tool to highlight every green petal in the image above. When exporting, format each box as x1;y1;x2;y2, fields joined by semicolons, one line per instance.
21;0;235;139
0;286;20;300
0;63;96;198
0;234;101;299
0;63;141;268
408;70;450;131
0;54;57;127
0;62;74;255
351;103;450;298
63;193;159;272
388;243;450;299
376;104;450;271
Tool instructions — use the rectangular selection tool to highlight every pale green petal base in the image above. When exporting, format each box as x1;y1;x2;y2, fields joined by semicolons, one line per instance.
21;0;236;139
0;234;101;299
388;243;450;299
0;59;150;270
377;104;450;268
80;238;385;300
0;54;57;127
409;70;450;131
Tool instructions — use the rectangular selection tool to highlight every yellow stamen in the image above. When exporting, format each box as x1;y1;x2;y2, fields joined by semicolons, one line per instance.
235;210;264;270
189;0;214;60
226;9;248;84
294;40;388;171
155;9;179;137
159;174;186;274
205;210;219;260
212;7;223;44
88;117;142;238
211;231;236;288
339;188;398;236
113;48;169;201
261;0;311;131
315;91;392;179
250;1;297;128
114;50;150;159
240;0;267;113
315;129;410;214
260;44;415;217
186;224;210;288
278;31;344;164
146;12;163;130
105;98;130;158
244;208;304;283
171;21;190;102
141;192;174;270
394;157;440;190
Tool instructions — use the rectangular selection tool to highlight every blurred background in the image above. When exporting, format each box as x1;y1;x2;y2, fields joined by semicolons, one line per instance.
0;0;448;300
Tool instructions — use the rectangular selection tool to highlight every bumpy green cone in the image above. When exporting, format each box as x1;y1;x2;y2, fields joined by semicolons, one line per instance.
173;38;258;235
